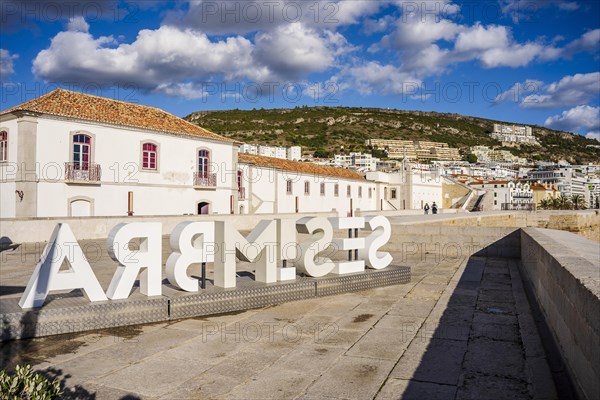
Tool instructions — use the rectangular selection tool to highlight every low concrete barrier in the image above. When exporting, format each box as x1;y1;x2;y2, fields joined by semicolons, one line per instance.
1;212;341;244
520;228;600;400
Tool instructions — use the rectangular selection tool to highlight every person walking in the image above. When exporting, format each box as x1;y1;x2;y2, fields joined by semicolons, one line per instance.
431;202;438;214
424;203;430;215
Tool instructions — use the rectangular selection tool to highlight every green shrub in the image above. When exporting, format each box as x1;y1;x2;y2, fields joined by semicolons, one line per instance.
0;365;61;400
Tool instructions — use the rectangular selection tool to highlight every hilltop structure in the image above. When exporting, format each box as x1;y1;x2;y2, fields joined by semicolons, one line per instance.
366;139;461;161
491;123;540;146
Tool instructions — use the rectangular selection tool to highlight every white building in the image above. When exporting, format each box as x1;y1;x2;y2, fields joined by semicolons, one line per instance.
0;90;379;218
491;124;539;146
366;164;443;210
587;177;600;209
469;180;533;210
237;153;375;215
257;145;287;159
240;143;301;161
526;167;588;198
334;152;379;172
239;144;258;155
287;146;302;161
0;89;451;218
0;89;242;218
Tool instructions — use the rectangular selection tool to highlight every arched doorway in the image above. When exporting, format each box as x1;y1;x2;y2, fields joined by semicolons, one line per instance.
197;201;210;215
239;205;245;214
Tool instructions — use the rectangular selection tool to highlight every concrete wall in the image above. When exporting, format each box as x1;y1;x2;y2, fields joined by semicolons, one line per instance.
1;211;342;244
520;228;600;400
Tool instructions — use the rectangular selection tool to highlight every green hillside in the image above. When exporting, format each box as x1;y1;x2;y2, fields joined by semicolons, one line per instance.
184;107;600;164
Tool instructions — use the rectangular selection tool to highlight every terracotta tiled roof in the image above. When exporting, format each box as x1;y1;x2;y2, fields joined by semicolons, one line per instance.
238;153;365;181
530;184;551;191
1;89;235;143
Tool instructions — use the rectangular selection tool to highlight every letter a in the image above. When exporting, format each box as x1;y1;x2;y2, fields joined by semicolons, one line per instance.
19;223;108;309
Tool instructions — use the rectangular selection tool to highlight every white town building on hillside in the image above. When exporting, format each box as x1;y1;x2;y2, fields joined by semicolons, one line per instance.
0;89;382;218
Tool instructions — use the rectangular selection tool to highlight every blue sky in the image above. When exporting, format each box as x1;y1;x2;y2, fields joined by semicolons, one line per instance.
1;0;599;140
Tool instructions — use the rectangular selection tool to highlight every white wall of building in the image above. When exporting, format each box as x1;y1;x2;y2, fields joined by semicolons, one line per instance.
2;115;238;218
238;164;377;215
0;118;18;218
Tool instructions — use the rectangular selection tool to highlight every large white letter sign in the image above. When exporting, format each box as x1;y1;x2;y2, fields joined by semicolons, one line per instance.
329;217;366;274
19;223;108;309
166;222;215;292
359;215;393;269
277;219;297;281
106;223;162;300
295;217;335;277
214;220;278;288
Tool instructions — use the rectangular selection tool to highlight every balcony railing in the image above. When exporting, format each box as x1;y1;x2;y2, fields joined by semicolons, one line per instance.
501;203;535;211
193;172;217;188
65;162;101;183
238;187;246;200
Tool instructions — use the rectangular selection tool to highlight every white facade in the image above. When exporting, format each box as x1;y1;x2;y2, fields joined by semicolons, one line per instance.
527;167;588;198
240;144;302;161
491;124;539;145
334;152;379;172
257;145;287;159
287;146;302;161
236;164;376;215
239;144;258;155
366;166;443;211
469;180;533;210
1;114;239;218
1;91;450;219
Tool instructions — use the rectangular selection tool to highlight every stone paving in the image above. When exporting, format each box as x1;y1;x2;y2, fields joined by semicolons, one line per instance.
0;246;558;400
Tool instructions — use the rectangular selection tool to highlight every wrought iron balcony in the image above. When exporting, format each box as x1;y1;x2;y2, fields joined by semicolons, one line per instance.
65;162;101;183
193;172;217;188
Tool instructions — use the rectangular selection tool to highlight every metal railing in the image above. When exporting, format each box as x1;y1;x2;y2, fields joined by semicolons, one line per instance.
193;172;217;187
65;162;101;182
501;203;535;211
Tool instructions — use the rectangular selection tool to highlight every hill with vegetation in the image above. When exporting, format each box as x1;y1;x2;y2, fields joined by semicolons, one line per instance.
184;107;600;164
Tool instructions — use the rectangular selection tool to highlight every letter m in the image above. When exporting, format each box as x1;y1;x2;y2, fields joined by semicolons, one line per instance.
214;220;277;288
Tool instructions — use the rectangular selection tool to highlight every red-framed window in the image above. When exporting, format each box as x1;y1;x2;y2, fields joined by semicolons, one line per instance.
142;143;158;170
0;131;7;162
198;149;210;177
73;134;91;170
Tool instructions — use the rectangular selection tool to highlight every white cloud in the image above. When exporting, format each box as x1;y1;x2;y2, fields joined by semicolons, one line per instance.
494;80;543;104
342;62;422;95
32;20;354;96
0;49;18;81
479;43;543;68
67;16;90;32
586;131;600;142
169;0;384;35
499;1;580;23
544;105;600;132
254;23;353;79
561;29;600;58
32;25;261;93
497;73;600;109
154;83;207;100
373;3;599;83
